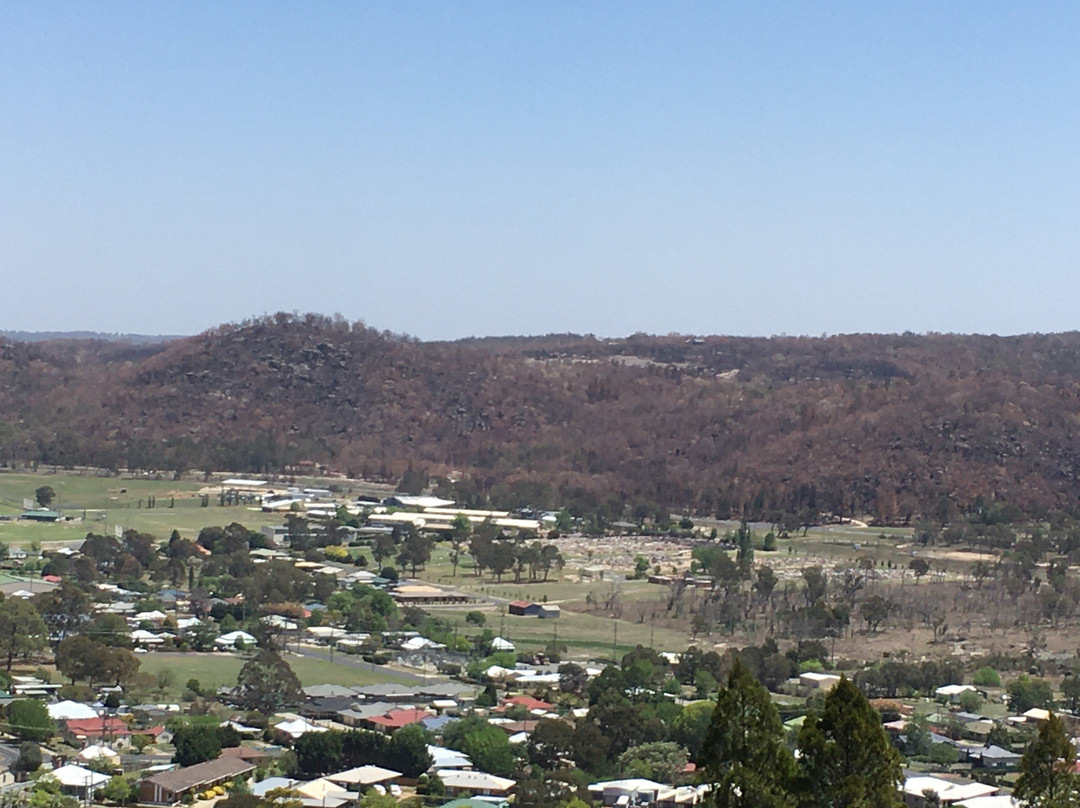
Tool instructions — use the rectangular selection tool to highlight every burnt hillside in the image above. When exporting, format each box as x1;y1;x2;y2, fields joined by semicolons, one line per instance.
4;314;1080;521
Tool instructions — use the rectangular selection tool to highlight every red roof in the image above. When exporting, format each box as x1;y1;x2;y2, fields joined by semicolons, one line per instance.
509;600;534;608
367;709;433;729
42;575;62;583
498;695;553;712
65;717;131;737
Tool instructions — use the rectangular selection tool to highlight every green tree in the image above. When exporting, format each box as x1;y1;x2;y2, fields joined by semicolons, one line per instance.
234;649;302;715
384;724;432;778
172;724;223;767
34;486;56;508
618;741;688;783
396;532;433;576
699;658;796;808
0;599;47;671
796;677;903;808
445;716;514;777
973;666;1001;687
1009;675;1055;713
1014;712;1078;808
100;776;134;805
527;717;575;771
1063;675;1080;715
12;742;42;775
449;515;471;577
4;700;54;743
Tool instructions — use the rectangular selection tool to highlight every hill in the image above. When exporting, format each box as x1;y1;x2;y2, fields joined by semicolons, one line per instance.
4;313;1080;522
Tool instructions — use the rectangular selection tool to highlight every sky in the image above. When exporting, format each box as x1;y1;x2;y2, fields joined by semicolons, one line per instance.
2;2;1079;341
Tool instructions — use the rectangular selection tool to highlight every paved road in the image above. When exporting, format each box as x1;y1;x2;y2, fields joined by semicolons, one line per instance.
291;646;429;685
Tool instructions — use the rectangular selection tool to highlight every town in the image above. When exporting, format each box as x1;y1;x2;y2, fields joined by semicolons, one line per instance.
0;470;1073;808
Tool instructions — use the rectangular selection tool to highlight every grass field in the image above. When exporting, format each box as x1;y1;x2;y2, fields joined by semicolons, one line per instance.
0;470;286;545
135;652;408;700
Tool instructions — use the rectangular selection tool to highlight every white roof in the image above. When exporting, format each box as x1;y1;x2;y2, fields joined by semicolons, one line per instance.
130;629;165;643
800;672;842;683
327;765;403;786
402;636;445;651
936;684;978;696
904;776;997;802
176;617;201;629
77;744;119;761
1024;708;1052;721
215;630;256;646
427;745;472;770
48;700;99;721
222;479;268;487
275;718;327;738
50;765;110;788
436;770;516;792
490;637;514;652
134;610;168;621
589;778;667;796
957;797;1020;808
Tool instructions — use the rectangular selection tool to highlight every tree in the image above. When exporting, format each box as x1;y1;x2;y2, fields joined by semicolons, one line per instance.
1014;713;1078;808
385;725;432;778
34;486;56;508
1009;675;1055;713
4;700;54;743
859;595;892;633
12;742;42;776
796;677;903;808
100;776;134;805
1063;674;1080;715
526;718;575;770
449;515;471;578
699;658;797;808
0;599;47;671
618;741;688;783
909;558;930;583
396;532;433;576
445;716;514;777
234;649;302;715
973;666;1001;687
33;581;92;641
173;724;222;767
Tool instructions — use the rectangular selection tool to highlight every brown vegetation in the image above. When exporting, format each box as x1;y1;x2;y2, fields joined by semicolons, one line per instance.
5;314;1080;519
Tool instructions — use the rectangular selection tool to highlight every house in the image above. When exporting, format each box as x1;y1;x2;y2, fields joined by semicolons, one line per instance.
508;601;540;617
428;745;472;772
365;708;434;733
537;604;561;619
50;765;110;801
214;630;257;649
969;745;1022;770
274;718;327;739
902;775;998;807
935;684;978;702
798;672;842;694
588;778;668;806
498;695;553;712
326;765;403;789
48;701;99;722
64;717;132;744
140;758;256;804
437;770;516;798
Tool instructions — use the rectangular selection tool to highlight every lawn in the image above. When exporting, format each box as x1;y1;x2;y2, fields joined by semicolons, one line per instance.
135;652;408;700
0;470;287;546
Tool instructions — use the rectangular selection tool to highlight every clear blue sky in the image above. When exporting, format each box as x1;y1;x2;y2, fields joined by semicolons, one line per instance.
2;3;1078;340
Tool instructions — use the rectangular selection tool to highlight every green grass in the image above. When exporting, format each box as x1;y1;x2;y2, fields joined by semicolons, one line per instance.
0;470;288;546
135;652;406;700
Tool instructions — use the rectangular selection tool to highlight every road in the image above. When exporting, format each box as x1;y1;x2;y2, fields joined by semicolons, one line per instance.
291;646;429;685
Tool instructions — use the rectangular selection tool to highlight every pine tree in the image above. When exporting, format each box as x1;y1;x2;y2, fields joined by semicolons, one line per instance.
699;658;796;808
1014;713;1079;808
796;677;903;808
